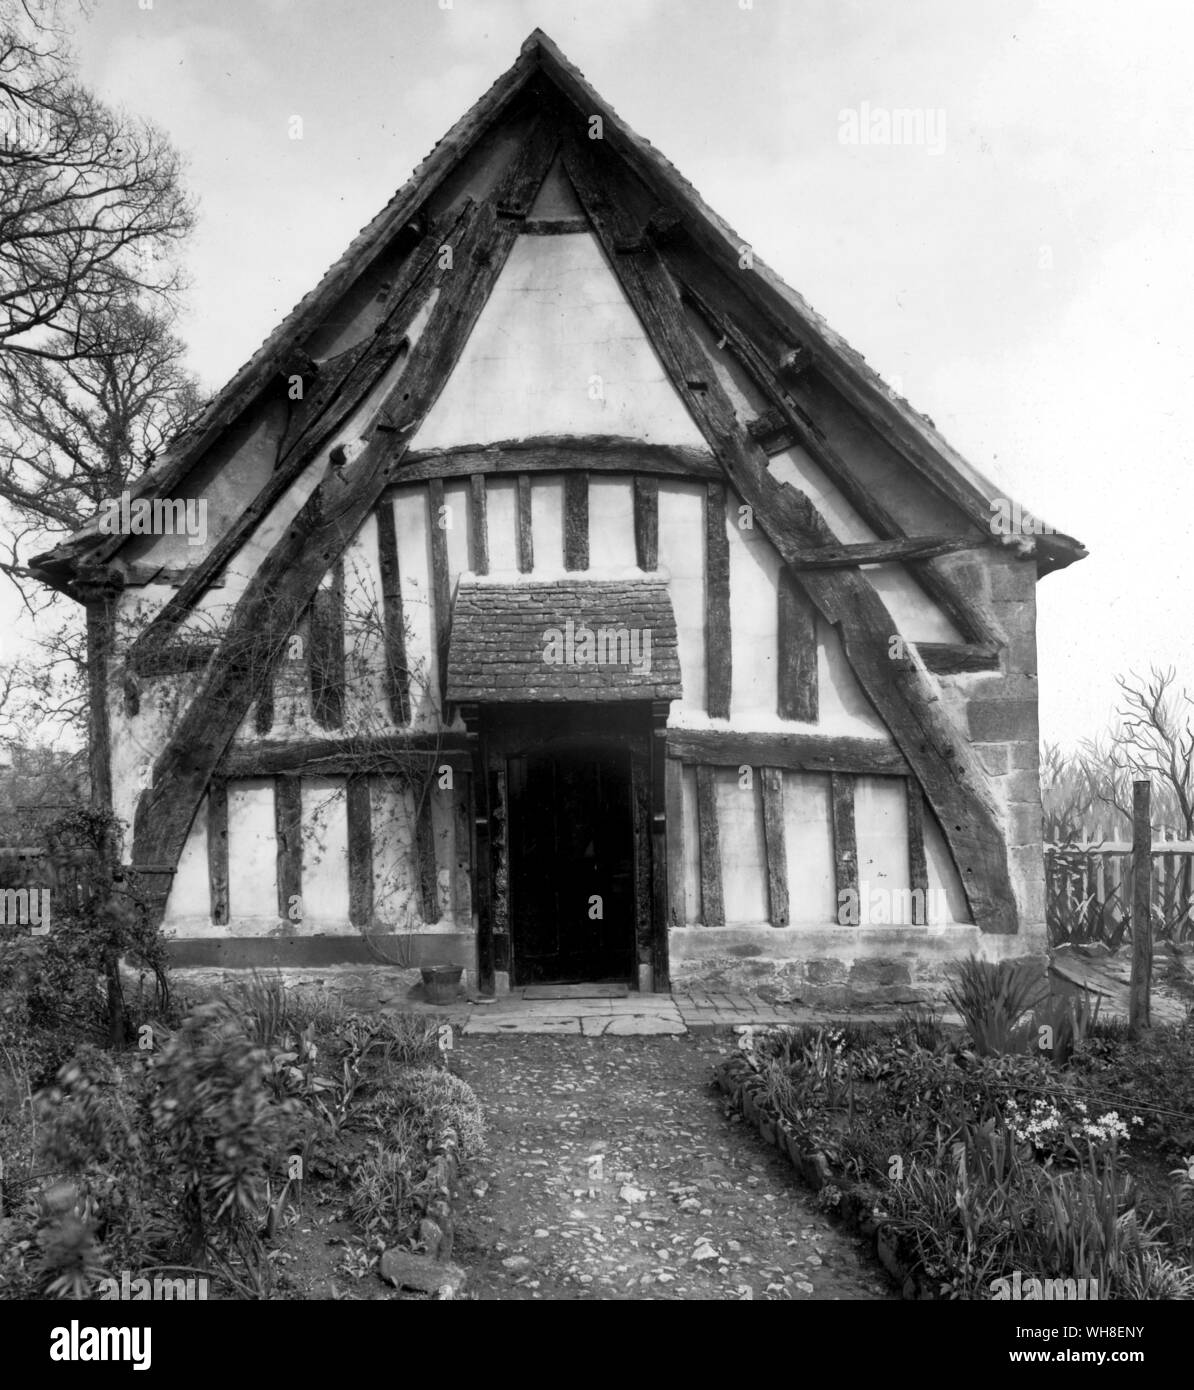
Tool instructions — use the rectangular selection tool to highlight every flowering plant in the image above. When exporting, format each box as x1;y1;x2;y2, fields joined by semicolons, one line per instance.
1003;1095;1140;1161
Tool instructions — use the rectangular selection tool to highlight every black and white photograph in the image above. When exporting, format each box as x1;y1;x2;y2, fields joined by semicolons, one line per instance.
0;0;1189;1353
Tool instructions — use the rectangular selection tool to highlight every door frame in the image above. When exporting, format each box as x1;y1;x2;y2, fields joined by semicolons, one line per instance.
458;700;671;993
506;741;635;987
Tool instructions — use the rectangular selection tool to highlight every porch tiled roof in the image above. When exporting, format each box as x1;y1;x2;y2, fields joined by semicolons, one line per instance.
447;577;682;703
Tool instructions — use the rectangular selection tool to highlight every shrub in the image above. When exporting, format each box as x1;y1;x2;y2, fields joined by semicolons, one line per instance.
381;1066;486;1160
148;1003;301;1279
945;955;1046;1056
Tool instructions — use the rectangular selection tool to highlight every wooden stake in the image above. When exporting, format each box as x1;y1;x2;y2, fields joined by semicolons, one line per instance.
1129;778;1152;1039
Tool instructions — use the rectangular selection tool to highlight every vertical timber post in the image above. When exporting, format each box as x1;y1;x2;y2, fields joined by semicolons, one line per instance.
1129;778;1152;1039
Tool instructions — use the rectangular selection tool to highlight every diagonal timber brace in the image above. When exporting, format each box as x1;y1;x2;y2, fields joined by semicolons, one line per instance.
127;203;474;674
129;117;562;926
561;130;1018;933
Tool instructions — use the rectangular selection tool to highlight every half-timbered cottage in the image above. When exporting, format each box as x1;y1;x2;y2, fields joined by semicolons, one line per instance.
32;32;1085;1003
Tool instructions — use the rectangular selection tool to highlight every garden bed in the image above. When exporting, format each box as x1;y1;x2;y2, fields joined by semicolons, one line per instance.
0;975;486;1300
717;998;1194;1300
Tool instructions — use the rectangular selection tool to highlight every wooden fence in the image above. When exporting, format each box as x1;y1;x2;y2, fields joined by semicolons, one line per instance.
1045;832;1194;946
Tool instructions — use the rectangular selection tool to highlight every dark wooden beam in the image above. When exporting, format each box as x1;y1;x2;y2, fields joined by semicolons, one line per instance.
131;641;217;677
130;119;562;925
631;752;652;976
451;776;472;926
124;206;468;669
375;500;411;724
346;772;373;928
906;777;929;923
916;641;1002;675
787;534;994;570
516;473;534;572
633;476;659;570
79;581;117;810
674;270;1001;649
705;480;731;718
761;766;789;927
221;734;471;778
830;772;858;912
254;680;275;734
393;437;720;483
309;561;345;729
427;478;452;698
523;215;590;235
777;569;818;722
207;776;229;925
121;564;227;589
468;473;489;575
564;471;589;570
649;699;671;989
275;775;303;922
664;755;686;930
461;704;493;990
563;130;1017;933
695;764;724;927
666;730;908;777
416;789;440;925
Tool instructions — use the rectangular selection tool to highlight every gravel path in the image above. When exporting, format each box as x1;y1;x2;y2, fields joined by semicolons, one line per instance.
451;1033;894;1301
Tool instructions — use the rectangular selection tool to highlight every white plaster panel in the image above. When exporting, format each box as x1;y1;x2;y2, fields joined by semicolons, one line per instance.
410;234;707;447
782;772;837;923
342;511;388;728
393;486;438;727
658;481;706;712
530;475;565;571
728;495;780;722
227;781;277;921
817;619;888;735
442;480;470;585
855;775;911;899
300;777;349;926
926;808;972;924
371;777;420;931
587;476;637;570
486;476;519;574
162;797;210;933
716;767;769;925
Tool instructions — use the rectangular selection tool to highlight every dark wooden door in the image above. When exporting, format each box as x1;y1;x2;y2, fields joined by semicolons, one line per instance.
508;746;635;984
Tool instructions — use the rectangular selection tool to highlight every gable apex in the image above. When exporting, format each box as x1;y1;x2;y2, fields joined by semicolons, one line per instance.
31;28;1083;589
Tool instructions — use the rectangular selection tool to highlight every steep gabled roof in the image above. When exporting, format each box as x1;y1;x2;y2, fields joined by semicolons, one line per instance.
33;28;1084;588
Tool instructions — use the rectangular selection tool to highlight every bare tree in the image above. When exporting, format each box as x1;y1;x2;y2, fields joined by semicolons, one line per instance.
0;298;200;740
0;0;194;362
1084;667;1194;840
0;297;201;533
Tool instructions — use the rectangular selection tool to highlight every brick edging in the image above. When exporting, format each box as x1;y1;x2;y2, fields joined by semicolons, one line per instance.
714;1055;930;1299
408;1121;461;1259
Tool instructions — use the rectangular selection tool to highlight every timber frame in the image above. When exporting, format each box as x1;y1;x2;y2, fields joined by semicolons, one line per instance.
29;30;1087;971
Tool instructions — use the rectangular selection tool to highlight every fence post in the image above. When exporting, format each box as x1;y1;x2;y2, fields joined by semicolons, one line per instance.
1129;779;1152;1039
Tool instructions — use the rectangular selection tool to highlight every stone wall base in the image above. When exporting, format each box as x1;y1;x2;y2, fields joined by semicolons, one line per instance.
670;924;1048;1008
165;932;477;974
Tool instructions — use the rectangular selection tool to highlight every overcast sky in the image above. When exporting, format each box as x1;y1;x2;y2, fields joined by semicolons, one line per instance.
40;0;1194;747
